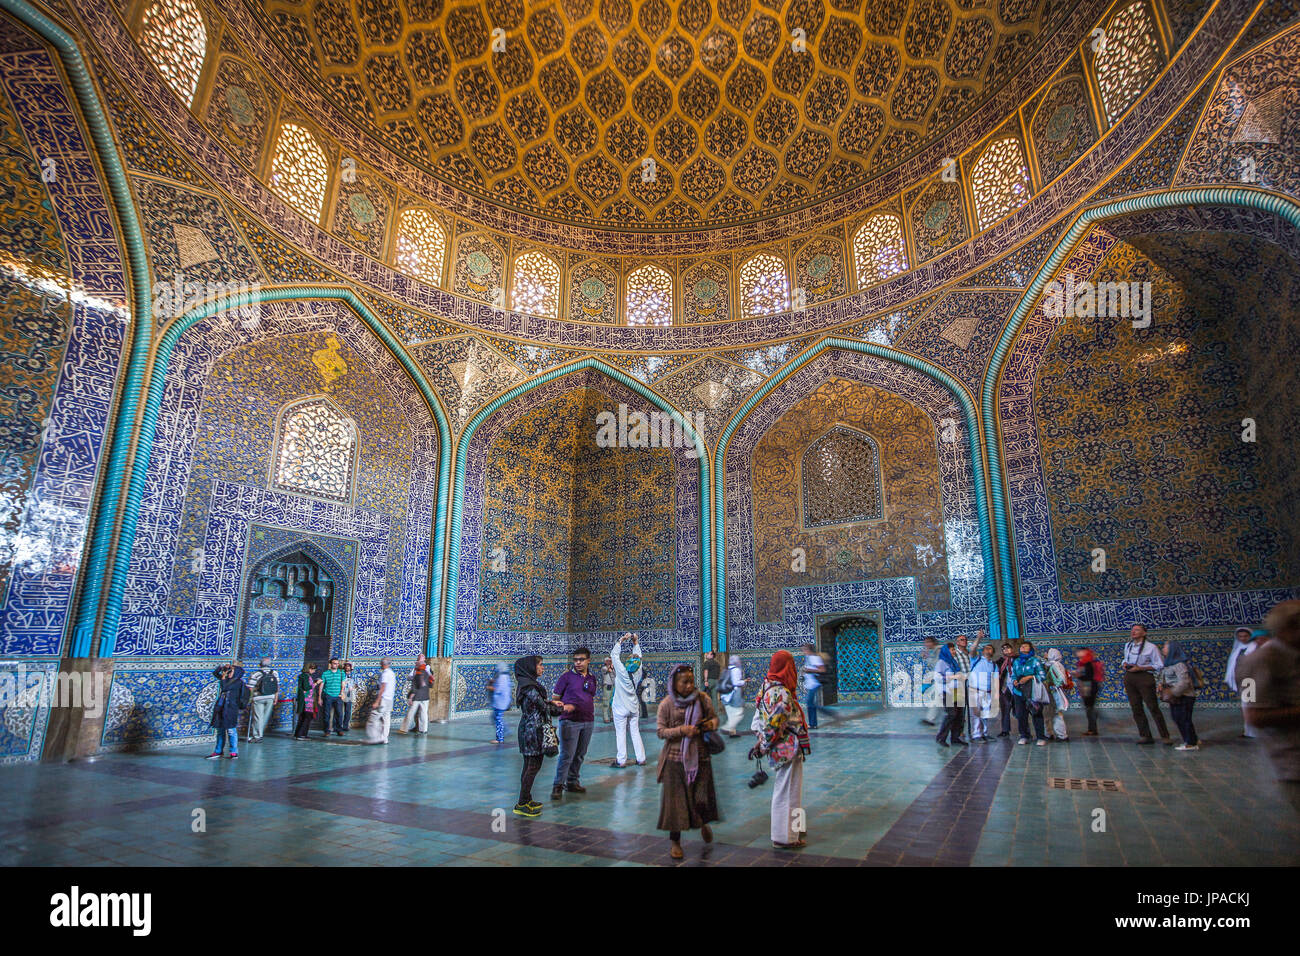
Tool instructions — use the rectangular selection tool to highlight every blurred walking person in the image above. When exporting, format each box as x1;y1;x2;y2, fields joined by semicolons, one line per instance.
1158;640;1199;751
1237;601;1300;813
489;663;512;744
1074;647;1103;736
720;654;748;736
1225;626;1258;738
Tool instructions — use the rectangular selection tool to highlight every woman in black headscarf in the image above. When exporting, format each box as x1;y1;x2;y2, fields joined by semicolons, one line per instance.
513;655;562;818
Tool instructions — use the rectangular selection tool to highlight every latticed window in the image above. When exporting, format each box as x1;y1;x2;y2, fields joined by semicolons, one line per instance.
512;251;562;318
802;426;884;528
395;208;446;285
269;123;329;223
971;137;1031;230
625;265;673;326
272;398;356;502
140;0;207;107
1095;0;1161;125
739;253;789;318
853;215;909;288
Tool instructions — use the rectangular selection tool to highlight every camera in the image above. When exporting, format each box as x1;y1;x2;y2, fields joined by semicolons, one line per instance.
747;767;769;788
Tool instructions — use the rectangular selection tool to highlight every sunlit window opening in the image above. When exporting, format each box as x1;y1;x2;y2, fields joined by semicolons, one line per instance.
395;208;447;286
269;123;329;223
739;253;789;318
853;214;910;288
272;398;356;502
512;251;562;319
140;0;208;107
972;137;1031;230
625;264;673;327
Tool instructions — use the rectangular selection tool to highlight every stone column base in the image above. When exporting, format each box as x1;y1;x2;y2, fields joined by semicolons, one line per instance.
41;657;115;762
429;657;453;723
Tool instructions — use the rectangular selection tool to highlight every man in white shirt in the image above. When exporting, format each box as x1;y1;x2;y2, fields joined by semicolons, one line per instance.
1122;624;1170;745
1225;626;1258;738
374;657;396;744
610;633;645;767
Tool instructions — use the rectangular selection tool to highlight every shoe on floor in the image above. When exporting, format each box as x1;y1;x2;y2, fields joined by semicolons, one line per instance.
954;738;969;746
937;740;950;747
611;762;626;769
513;803;541;818
1017;738;1029;745
921;719;936;726
636;761;646;766
1036;739;1048;746
1136;737;1154;745
229;753;239;759
1082;731;1098;736
701;824;713;844
1162;738;1174;746
772;839;807;849
997;731;1010;737
550;787;564;801
565;783;586;793
1175;743;1200;751
206;753;222;759
670;841;684;860
527;800;543;810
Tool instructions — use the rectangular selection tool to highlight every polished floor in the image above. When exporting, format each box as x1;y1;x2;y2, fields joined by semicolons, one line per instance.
2;705;1296;866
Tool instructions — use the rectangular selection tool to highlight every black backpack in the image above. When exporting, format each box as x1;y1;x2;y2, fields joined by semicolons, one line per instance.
257;669;279;697
237;683;251;709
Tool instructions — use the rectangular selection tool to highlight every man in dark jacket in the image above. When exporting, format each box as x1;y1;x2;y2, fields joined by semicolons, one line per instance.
208;662;248;759
996;642;1016;737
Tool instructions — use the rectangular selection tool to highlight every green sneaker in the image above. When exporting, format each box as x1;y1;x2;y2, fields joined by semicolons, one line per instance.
513;802;541;818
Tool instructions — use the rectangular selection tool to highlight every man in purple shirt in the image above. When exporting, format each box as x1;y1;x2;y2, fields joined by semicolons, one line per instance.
550;646;598;800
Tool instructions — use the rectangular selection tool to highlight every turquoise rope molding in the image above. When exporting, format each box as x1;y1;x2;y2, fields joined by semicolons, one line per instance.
441;358;713;657
712;338;1005;651
102;286;454;659
0;0;156;658
981;186;1300;638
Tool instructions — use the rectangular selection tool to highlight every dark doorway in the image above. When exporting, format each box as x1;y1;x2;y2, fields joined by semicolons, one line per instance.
817;614;883;705
239;549;336;669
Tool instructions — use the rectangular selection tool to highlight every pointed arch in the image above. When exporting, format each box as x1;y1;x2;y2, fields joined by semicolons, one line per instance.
238;536;354;661
715;338;1000;650
443;357;712;655
981;186;1300;641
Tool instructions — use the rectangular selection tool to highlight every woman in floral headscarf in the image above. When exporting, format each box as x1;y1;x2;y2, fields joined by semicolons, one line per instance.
751;650;811;848
656;664;720;860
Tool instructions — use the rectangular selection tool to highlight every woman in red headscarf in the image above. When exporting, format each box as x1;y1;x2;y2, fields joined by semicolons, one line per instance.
750;650;811;848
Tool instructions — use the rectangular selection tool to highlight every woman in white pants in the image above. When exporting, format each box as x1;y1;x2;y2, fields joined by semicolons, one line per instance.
610;633;646;767
721;655;747;735
752;650;810;849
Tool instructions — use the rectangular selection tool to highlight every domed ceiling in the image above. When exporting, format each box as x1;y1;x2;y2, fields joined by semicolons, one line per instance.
252;0;1074;234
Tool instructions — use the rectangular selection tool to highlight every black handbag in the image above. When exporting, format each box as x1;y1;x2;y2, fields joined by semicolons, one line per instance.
541;712;559;757
700;729;725;756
